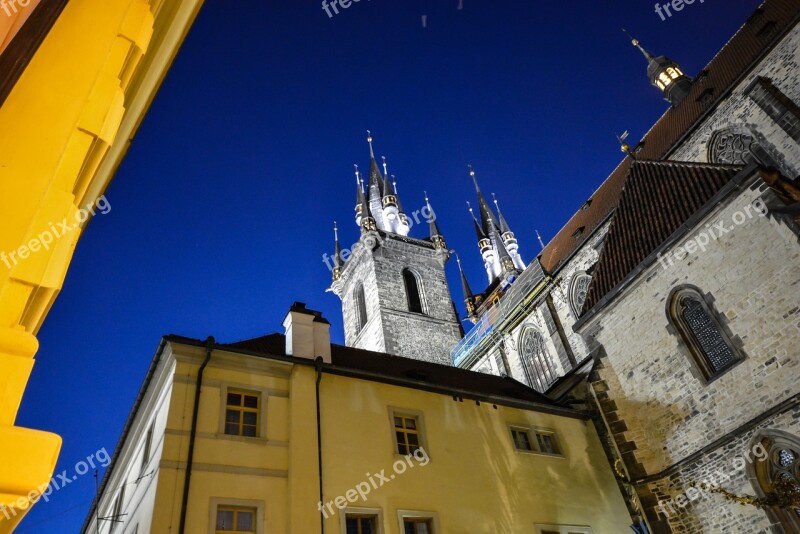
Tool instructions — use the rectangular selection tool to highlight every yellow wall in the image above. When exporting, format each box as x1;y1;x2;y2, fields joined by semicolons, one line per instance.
0;0;202;529
161;346;631;534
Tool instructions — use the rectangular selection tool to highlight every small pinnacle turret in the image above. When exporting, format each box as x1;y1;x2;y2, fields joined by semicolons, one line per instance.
625;30;693;107
332;221;343;281
425;192;446;250
456;253;475;318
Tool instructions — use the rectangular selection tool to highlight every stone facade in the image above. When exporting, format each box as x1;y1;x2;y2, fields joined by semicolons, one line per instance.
579;176;800;532
332;231;462;366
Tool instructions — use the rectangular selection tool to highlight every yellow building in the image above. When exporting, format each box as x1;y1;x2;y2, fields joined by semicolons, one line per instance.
82;303;632;534
0;0;203;529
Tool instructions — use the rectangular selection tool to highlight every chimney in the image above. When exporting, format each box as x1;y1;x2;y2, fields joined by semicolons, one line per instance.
282;302;331;363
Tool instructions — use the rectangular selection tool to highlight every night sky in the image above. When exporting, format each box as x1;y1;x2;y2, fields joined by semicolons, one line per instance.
16;1;762;531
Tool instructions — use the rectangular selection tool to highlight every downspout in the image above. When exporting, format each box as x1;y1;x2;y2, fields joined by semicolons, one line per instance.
315;356;325;534
178;336;214;534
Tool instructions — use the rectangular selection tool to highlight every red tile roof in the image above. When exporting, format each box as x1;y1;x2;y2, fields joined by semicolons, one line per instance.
538;0;800;274
580;160;744;314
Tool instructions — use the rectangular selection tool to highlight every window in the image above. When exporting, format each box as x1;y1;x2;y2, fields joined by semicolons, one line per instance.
568;272;592;317
354;284;368;332
519;327;557;392
510;426;562;456
403;518;433;534
139;423;154;479
402;269;425;314
225;390;259;437
748;431;800;530
510;428;533;451
110;487;125;532
345;514;378;534
215;506;256;533
668;286;743;381
394;414;421;455
746;77;800;143
535;525;593;534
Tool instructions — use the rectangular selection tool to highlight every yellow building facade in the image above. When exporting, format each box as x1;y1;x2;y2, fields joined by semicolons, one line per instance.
83;304;632;533
0;0;203;529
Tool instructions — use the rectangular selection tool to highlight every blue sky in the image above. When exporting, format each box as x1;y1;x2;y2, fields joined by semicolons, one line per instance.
16;0;762;531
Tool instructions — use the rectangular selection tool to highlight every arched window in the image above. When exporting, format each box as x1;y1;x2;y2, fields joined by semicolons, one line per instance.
354;284;368;333
519;328;557;392
569;272;592;317
748;431;800;529
708;126;783;170
668;286;743;381
403;269;425;314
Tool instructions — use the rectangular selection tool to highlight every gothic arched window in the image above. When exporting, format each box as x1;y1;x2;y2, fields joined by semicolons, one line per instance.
354;284;368;333
403;269;425;314
748;431;800;529
569;272;592;317
668;286;743;381
708;126;781;169
519;327;557;392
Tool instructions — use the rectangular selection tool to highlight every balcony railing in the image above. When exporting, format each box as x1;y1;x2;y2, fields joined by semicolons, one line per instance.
452;261;547;367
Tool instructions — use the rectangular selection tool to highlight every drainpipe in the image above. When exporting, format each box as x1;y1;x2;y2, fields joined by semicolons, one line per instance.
315;356;325;534
178;336;214;534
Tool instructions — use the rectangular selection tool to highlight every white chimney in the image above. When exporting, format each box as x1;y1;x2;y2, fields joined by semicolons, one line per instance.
282;302;331;363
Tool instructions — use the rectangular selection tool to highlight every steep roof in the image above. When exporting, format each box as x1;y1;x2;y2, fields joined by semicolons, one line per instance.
580;160;744;314
225;333;570;413
538;0;800;274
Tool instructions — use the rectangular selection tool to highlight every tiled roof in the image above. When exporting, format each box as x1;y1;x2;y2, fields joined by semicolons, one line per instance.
538;0;800;274
225;333;565;410
580;160;744;313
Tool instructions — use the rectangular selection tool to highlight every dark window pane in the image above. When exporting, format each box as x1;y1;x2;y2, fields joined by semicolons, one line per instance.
362;517;375;534
243;412;257;425
398;442;408;455
404;522;416;534
682;297;737;373
405;418;417;430
216;510;234;529
408;433;419;446
227;393;241;406
394;416;403;428
242;425;257;437
403;270;424;313
226;410;240;423
244;395;258;408
237;511;254;530
345;518;359;534
225;422;239;435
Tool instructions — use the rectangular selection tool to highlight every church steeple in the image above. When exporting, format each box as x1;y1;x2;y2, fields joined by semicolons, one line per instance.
627;32;693;106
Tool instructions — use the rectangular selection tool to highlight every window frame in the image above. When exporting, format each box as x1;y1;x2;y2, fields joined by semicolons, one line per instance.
354;284;368;333
388;407;429;458
208;499;264;534
534;524;593;534
402;268;427;315
110;486;125;532
508;424;564;458
340;506;384;534
745;77;800;143
568;271;592;318
396;510;439;534
667;285;745;383
746;430;800;531
139;422;155;480
217;385;267;441
518;326;558;392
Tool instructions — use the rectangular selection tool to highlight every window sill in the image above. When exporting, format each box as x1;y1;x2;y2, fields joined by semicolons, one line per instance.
215;433;269;444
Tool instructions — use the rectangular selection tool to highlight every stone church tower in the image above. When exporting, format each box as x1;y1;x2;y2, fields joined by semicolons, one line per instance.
329;133;463;365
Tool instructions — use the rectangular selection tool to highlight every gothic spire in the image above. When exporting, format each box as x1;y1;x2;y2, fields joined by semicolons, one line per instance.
354;165;368;227
490;221;516;274
467;202;487;243
491;193;512;235
366;131;384;201
332;221;343;281
469;165;498;236
425;192;446;250
455;253;473;300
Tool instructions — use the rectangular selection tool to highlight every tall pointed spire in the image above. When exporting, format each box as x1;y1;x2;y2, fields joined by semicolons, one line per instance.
367;129;375;159
332;221;343;281
536;229;546;249
469;165;498;236
354;164;369;227
490;220;516;274
425;192;446;250
455;253;475;317
467;202;487;243
492;193;512;235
